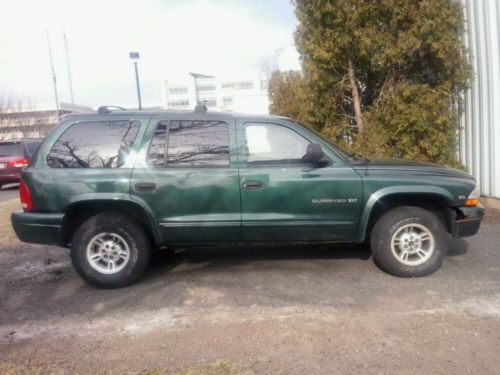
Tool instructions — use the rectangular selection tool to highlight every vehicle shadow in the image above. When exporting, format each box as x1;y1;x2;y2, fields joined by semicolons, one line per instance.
143;243;373;282
446;236;469;256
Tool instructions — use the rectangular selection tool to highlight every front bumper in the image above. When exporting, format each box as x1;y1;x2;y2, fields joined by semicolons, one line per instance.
449;204;485;238
11;211;65;246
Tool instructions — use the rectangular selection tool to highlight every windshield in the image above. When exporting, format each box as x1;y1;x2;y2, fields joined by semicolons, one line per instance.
0;142;23;157
284;120;362;162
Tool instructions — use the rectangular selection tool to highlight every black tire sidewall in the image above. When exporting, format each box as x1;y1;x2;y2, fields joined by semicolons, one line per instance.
71;214;151;288
371;206;446;277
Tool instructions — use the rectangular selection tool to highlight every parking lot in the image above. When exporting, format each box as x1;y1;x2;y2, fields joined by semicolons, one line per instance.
1;194;499;374
0;184;19;203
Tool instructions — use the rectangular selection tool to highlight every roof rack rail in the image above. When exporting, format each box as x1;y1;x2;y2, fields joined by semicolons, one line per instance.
97;106;127;115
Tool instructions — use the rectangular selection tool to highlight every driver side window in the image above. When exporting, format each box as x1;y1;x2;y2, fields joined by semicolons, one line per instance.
245;123;310;165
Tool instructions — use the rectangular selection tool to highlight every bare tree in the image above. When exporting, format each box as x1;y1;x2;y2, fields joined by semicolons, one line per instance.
0;95;53;140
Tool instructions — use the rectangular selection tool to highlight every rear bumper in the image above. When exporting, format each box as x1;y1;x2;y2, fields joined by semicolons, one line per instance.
11;211;65;246
449;205;485;238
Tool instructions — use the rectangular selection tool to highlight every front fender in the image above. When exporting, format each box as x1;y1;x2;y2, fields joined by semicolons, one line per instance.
354;185;455;242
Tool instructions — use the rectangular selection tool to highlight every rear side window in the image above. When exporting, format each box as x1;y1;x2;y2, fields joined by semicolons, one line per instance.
47;121;140;168
147;120;229;167
0;142;23;157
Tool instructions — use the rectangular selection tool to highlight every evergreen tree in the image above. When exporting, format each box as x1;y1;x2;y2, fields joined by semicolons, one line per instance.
269;0;471;166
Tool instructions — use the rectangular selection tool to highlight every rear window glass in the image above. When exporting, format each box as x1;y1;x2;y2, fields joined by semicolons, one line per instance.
0;143;22;156
0;142;23;156
26;141;41;155
47;121;140;168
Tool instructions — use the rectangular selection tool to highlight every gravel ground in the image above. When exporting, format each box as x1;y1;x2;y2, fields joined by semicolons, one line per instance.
0;202;499;374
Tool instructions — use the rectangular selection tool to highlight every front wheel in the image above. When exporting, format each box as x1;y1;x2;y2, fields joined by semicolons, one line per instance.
71;214;151;288
370;206;447;277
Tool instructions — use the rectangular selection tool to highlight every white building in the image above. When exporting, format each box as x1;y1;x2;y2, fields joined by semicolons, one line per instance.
163;70;269;114
0;102;92;140
460;0;500;199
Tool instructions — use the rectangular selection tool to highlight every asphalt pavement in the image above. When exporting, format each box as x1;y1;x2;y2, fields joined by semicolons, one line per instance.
0;209;499;374
0;184;19;203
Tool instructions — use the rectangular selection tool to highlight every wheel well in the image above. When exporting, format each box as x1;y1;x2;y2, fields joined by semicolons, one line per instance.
365;194;450;240
62;200;157;246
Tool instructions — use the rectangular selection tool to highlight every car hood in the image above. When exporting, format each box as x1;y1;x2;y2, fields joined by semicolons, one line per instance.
352;159;474;180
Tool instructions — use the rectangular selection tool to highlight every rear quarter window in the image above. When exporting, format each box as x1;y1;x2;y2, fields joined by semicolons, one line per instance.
47;120;140;168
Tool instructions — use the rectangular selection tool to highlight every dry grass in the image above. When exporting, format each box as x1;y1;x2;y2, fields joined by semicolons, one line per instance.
1;361;252;375
0;199;20;248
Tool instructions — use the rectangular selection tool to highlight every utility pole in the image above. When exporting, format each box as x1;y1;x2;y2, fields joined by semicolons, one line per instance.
129;52;142;110
62;29;75;105
46;29;59;116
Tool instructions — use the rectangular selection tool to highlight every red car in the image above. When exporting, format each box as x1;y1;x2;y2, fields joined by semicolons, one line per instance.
0;139;42;189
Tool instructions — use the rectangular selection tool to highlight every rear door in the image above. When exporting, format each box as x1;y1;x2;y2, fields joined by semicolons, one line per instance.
130;115;241;243
236;119;363;242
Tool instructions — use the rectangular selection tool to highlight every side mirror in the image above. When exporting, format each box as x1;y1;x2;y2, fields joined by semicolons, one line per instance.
305;143;329;166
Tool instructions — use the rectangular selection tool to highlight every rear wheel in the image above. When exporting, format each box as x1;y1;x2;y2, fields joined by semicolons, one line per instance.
71;213;151;288
370;206;446;277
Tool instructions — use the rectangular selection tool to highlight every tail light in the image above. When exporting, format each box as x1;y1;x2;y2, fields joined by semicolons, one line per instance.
7;159;29;168
19;180;32;212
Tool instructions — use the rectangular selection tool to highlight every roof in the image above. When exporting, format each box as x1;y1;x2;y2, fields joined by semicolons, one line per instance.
62;108;288;122
0;138;43;143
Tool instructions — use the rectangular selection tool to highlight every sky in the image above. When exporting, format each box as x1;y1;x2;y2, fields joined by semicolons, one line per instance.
0;0;300;109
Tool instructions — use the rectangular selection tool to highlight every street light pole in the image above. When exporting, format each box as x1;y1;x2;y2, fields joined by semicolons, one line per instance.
129;52;142;110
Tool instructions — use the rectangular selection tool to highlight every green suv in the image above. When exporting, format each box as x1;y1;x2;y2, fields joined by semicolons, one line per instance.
11;108;484;288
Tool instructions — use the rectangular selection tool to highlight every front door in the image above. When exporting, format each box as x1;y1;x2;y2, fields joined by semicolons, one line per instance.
237;120;363;242
131;115;241;243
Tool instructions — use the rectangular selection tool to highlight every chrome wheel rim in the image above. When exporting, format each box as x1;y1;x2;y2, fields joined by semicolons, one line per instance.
390;223;435;266
86;232;130;274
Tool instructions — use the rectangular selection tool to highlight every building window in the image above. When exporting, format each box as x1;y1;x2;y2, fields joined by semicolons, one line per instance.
169;86;188;95
197;84;216;92
222;82;235;89
222;97;233;105
168;99;190;107
201;99;217;107
237;81;254;90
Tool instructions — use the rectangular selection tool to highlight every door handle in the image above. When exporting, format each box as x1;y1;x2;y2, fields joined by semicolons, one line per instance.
134;182;156;192
242;180;263;190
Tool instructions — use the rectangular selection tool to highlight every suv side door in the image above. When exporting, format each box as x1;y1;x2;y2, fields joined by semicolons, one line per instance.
130;114;241;243
236;118;363;242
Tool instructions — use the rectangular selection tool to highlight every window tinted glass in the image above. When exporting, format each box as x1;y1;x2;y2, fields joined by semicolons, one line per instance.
147;122;167;167
245;123;310;165
168;120;229;167
26;141;41;155
47;121;140;168
0;142;22;156
147;120;229;167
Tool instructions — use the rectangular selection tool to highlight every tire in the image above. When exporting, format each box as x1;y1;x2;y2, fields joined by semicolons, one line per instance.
71;213;151;288
370;206;446;277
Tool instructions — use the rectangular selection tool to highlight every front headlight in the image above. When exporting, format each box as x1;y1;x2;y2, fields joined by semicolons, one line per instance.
465;186;480;207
